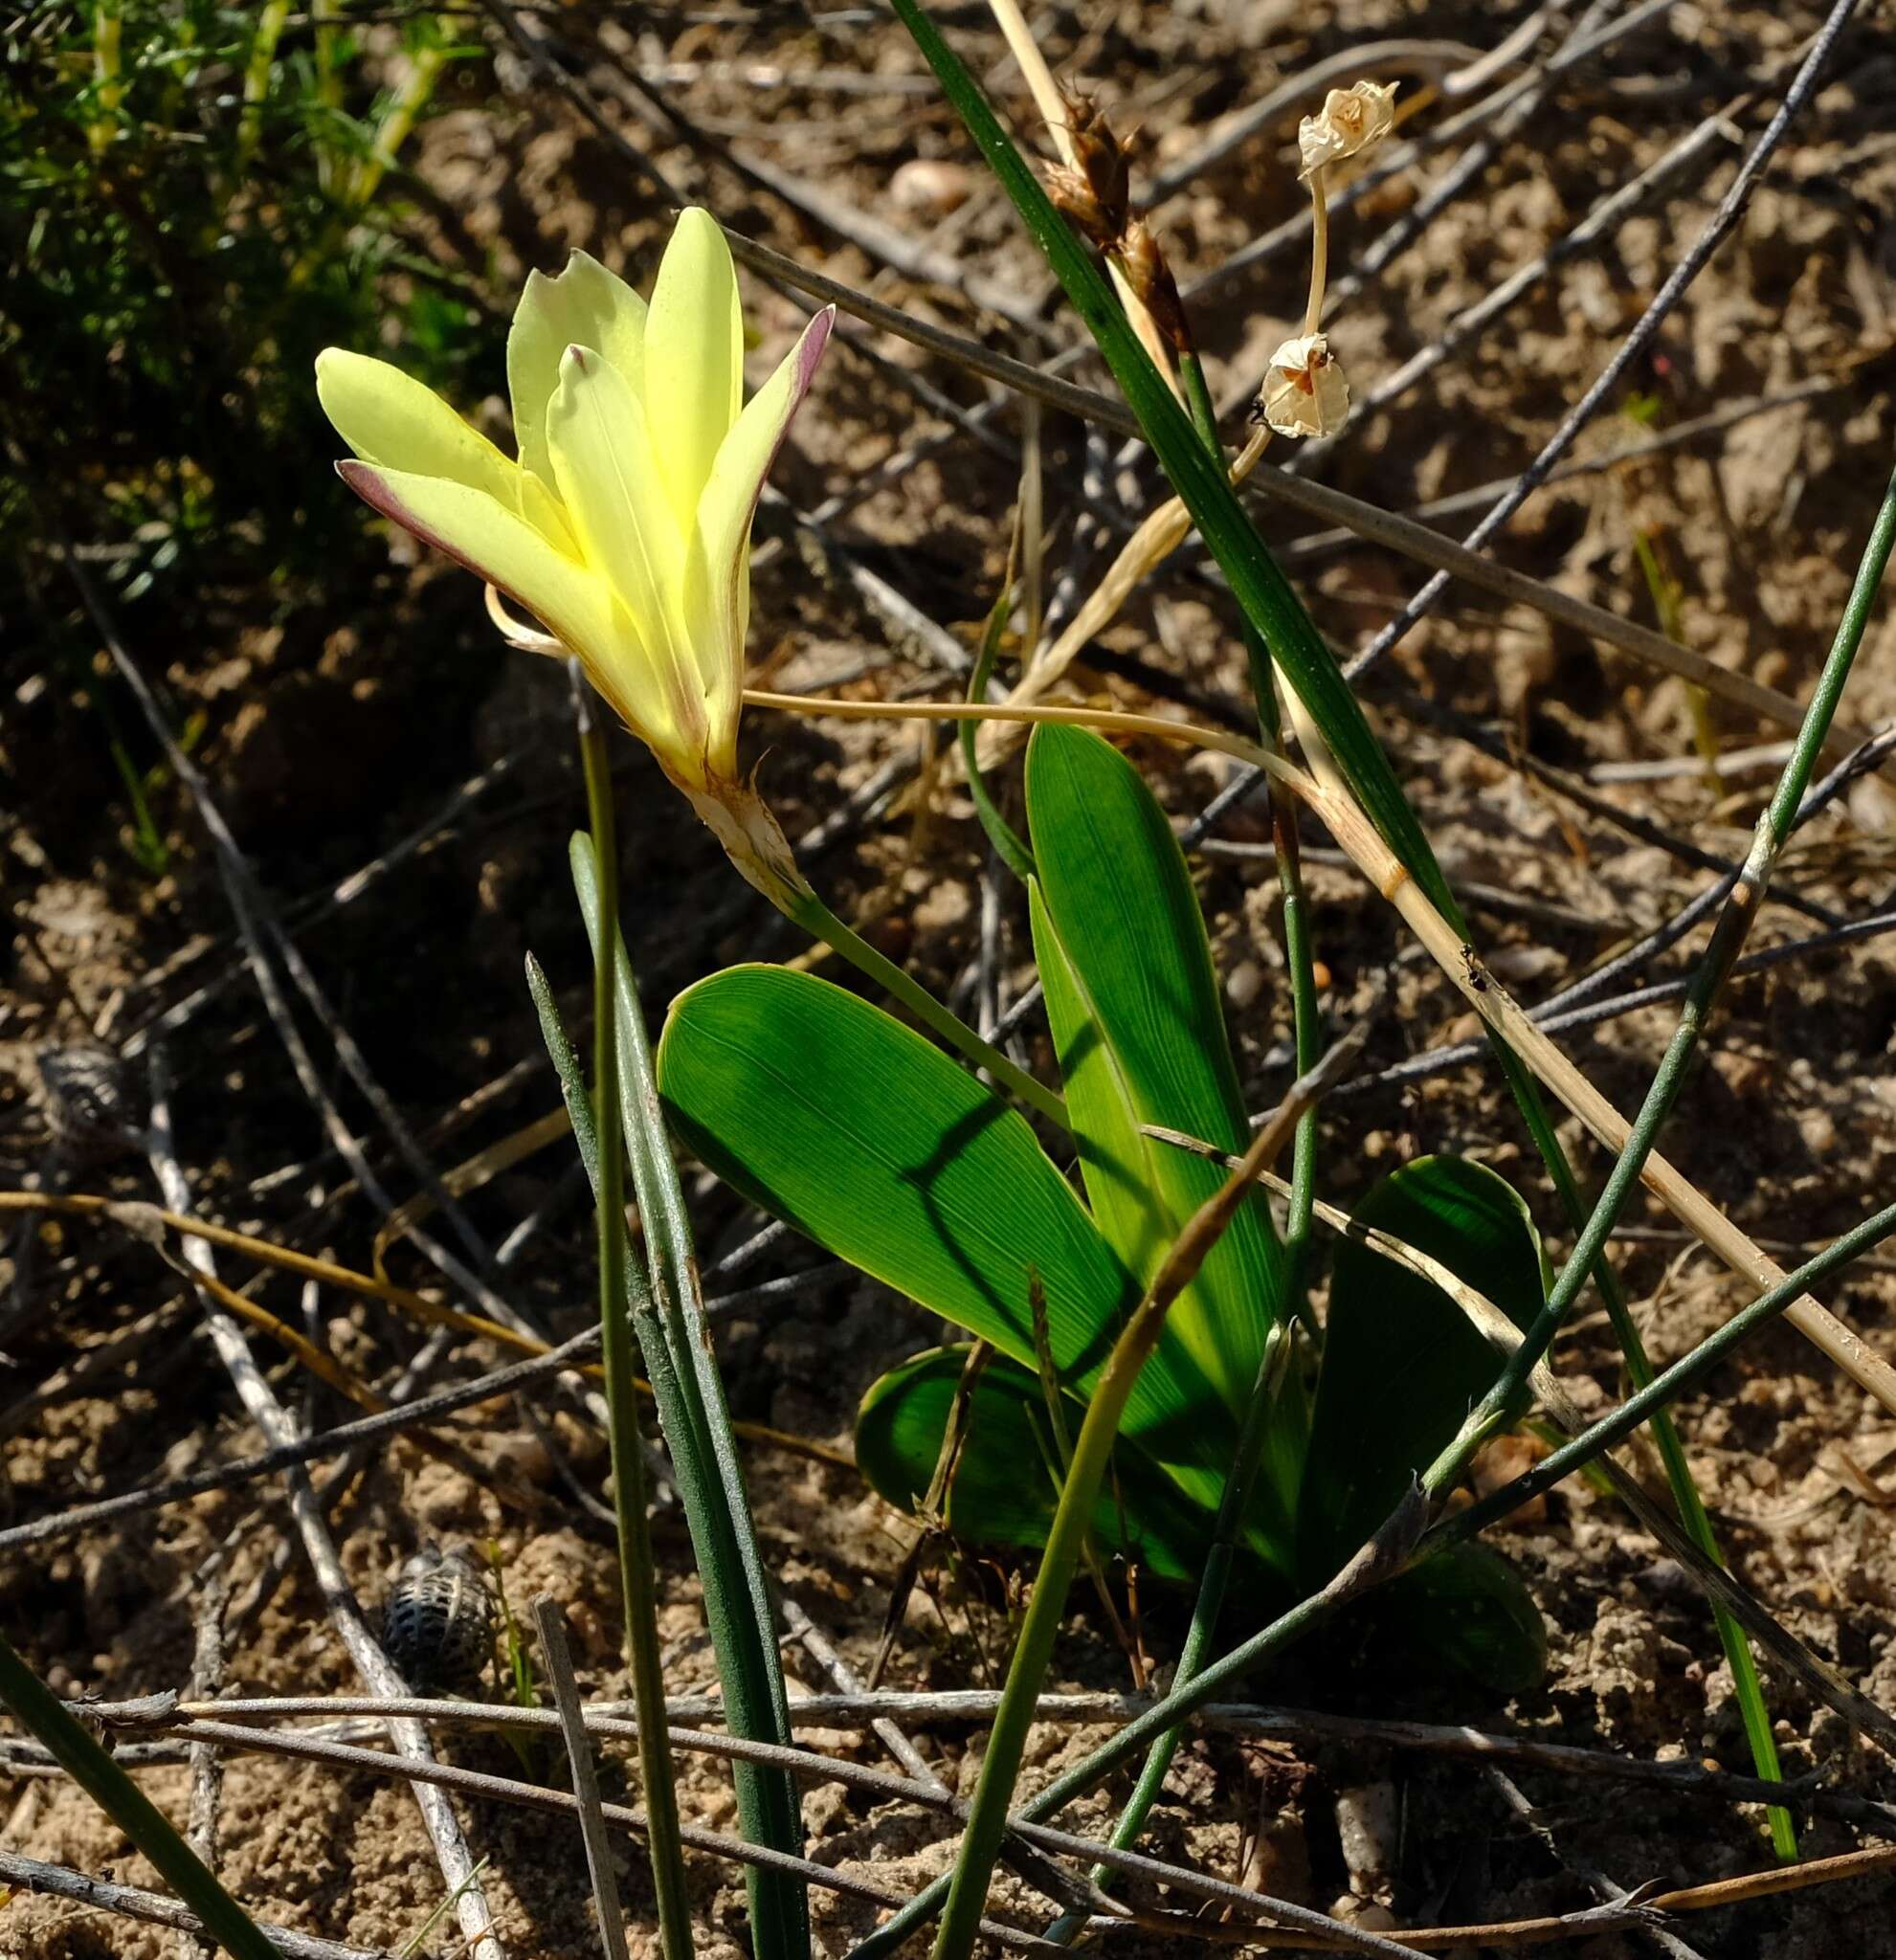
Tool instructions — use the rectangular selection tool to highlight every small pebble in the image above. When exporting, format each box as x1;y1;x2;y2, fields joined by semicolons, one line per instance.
890;157;973;217
1334;1780;1399;1903
1225;957;1264;1011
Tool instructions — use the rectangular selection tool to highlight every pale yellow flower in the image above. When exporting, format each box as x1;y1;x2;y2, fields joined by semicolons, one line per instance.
1260;332;1350;438
1297;80;1397;180
316;212;833;891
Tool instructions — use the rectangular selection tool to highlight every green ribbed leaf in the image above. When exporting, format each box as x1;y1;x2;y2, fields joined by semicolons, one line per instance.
1387;1544;1548;1694
1302;1154;1544;1583
1027;724;1284;1417
657;964;1230;1515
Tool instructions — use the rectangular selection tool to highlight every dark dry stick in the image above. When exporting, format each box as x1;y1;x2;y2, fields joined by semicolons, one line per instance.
1347;0;1863;679
1484;1765;1710;1960
1386;688;1846;925
1336;903;1896;1102
122;755;524;1059
1236;463;1863;753
532;1597;631;1960
0;1326;604;1555
84;1690;1896;1832
0;1853;386;1960
1327;722;1896;1105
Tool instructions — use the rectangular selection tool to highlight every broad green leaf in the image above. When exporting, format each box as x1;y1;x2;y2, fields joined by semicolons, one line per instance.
1026;723;1284;1414
1384;1544;1548;1695
1028;878;1171;1288
657;965;1228;1513
857;1347;1242;1589
1300;1155;1546;1585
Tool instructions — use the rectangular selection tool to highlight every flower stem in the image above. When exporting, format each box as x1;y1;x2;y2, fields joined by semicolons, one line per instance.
780;884;1067;1129
577;699;697;1960
1305;171;1329;334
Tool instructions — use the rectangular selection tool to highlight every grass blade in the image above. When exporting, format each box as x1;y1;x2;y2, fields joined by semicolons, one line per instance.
567;835;811;1960
576;710;697;1960
963;578;1037;883
0;1631;281;1960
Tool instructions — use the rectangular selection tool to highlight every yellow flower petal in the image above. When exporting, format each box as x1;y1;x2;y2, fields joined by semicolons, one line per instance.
644;208;744;528
316;349;518;506
337;461;617;659
685;308;834;737
546;345;704;760
517;466;579;556
506;250;647;492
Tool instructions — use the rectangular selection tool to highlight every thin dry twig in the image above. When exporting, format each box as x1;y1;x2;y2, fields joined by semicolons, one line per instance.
143;1056;504;1960
1484;1765;1710;1960
48;1684;1896;1834
1347;0;1863;679
0;1852;388;1960
531;1598;631;1960
0;1326;604;1557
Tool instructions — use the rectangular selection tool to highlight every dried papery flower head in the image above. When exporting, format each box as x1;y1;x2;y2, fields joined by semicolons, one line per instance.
1258;332;1350;438
1297;79;1397;180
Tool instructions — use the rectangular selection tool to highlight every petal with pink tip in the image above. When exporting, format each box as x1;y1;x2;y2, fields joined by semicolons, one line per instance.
316;349;518;506
337;461;617;661
684;307;834;725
